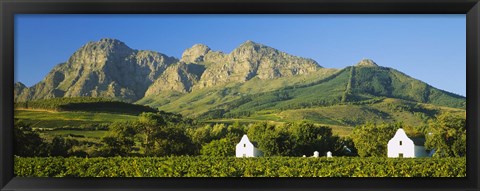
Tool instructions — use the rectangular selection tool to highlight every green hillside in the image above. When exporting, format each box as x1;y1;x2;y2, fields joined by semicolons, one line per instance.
137;68;340;117
13;109;138;147
347;66;465;108
14;97;159;142
137;65;465;130
14;65;466;138
14;109;138;129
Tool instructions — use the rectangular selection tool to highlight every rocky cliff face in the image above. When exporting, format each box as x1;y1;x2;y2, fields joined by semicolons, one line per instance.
180;44;211;63
194;40;321;89
16;38;178;102
356;59;378;67
14;82;27;102
16;39;322;102
141;40;322;95
145;62;205;96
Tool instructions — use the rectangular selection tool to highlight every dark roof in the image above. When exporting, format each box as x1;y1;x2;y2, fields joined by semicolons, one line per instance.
251;141;259;147
410;137;426;146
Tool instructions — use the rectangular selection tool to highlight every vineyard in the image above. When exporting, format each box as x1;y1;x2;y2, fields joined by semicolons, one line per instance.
15;156;466;177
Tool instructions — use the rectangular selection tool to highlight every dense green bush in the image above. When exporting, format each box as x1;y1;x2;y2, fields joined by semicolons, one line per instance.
15;156;466;177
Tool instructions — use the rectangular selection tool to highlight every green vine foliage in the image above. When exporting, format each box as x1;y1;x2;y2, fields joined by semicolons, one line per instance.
15;156;465;177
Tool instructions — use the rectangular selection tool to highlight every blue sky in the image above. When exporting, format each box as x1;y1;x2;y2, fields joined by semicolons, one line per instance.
15;14;466;96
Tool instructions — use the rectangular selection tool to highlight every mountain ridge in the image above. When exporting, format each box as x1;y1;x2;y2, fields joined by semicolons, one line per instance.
15;38;465;121
15;39;323;102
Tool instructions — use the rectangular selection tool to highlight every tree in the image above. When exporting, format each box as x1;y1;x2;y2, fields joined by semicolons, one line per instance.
248;122;293;156
211;123;228;138
425;112;466;157
288;122;339;156
200;137;235;157
189;124;214;154
247;122;292;156
332;137;358;156
50;137;79;157
351;122;398;157
14;120;49;157
99;121;137;156
151;125;194;156
136;112;195;156
137;112;167;155
246;122;339;157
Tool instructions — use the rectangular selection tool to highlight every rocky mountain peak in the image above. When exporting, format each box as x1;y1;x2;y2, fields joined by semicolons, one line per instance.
65;38;136;73
237;40;265;49
99;38;124;43
86;38;131;50
14;82;28;102
15;38;179;102
15;81;26;89
356;59;378;67
231;40;276;59
181;44;211;63
74;39;130;60
241;40;256;45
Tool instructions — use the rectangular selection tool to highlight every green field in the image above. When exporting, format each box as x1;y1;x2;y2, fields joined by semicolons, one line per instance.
15;156;466;177
15;109;138;129
15;109;138;144
39;130;109;144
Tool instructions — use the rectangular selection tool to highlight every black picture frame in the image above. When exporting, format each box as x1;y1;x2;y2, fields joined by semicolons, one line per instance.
1;0;479;190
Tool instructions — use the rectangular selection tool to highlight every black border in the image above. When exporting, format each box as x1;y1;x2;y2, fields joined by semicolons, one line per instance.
1;0;479;190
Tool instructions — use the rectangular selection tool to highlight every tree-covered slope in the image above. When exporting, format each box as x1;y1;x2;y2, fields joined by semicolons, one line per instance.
15;97;157;115
346;65;465;108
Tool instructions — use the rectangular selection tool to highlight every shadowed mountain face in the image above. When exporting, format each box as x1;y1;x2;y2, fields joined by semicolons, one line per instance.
15;39;465;122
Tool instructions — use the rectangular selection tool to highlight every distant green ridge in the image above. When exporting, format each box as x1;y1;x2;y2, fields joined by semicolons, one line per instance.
15;97;157;115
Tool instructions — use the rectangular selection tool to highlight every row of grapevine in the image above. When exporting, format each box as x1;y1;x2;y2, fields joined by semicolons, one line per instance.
15;156;466;177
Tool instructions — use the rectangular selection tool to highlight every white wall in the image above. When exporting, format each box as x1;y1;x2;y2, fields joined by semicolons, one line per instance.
387;129;415;158
236;135;262;157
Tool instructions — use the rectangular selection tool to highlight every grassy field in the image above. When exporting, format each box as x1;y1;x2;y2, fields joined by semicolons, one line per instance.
15;109;138;129
40;129;108;140
15;109;138;143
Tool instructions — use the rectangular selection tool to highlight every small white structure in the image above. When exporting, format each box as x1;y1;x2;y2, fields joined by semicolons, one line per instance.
236;135;263;157
313;151;319;157
326;151;332;158
387;129;429;158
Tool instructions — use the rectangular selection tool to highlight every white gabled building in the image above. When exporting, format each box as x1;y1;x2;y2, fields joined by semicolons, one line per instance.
236;134;263;157
387;128;429;158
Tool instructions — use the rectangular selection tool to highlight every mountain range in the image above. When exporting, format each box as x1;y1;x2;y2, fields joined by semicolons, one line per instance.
15;38;465;127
